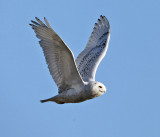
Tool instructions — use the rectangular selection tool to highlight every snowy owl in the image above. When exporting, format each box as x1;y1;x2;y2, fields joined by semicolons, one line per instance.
30;15;110;104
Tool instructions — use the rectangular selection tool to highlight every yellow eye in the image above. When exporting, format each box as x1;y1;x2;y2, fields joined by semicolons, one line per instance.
99;86;102;88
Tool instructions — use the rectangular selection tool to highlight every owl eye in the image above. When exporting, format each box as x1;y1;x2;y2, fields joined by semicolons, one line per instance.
99;86;102;88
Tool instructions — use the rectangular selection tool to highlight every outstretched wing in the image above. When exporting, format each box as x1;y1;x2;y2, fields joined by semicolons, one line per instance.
76;15;110;82
30;17;83;93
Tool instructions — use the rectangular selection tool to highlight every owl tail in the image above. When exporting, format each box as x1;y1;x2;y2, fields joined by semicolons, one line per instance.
40;99;47;103
40;98;50;103
40;97;55;103
40;96;65;104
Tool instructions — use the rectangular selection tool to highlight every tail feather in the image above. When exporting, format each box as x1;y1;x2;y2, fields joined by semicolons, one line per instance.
40;96;65;104
40;99;48;103
40;98;53;103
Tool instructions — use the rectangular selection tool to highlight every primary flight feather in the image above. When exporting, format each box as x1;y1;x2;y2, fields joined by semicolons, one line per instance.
30;15;110;104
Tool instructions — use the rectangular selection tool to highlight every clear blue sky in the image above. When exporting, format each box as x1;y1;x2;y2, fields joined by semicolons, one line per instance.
0;0;159;137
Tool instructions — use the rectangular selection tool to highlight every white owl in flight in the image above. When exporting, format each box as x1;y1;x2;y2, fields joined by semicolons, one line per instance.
30;15;110;104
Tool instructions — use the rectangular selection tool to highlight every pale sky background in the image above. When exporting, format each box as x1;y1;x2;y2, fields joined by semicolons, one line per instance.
0;0;160;137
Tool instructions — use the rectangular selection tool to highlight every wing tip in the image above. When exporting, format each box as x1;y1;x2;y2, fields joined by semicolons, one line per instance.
92;15;110;34
93;15;110;31
30;17;52;29
86;15;110;48
99;15;110;28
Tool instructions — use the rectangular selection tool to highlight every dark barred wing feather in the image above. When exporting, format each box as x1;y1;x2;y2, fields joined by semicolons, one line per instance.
76;15;110;82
